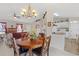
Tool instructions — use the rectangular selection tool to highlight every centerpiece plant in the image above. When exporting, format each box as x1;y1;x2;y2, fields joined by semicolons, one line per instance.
30;32;37;41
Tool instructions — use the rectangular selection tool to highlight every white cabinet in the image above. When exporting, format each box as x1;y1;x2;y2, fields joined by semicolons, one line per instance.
65;38;79;55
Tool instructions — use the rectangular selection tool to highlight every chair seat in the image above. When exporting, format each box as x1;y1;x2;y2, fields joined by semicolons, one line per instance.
32;47;42;56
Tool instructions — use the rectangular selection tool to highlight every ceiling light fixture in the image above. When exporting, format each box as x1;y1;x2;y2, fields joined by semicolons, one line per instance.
53;13;59;16
14;4;37;19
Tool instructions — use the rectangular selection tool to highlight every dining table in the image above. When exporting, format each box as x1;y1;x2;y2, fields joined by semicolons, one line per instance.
17;39;43;56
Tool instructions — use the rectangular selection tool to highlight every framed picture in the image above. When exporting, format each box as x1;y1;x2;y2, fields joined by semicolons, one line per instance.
48;22;51;27
16;24;23;32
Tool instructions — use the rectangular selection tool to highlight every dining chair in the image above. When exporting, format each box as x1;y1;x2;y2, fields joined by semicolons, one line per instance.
32;36;51;56
42;36;51;56
13;38;19;56
13;38;29;56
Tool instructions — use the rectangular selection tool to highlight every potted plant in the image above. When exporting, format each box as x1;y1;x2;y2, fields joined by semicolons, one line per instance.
30;32;37;41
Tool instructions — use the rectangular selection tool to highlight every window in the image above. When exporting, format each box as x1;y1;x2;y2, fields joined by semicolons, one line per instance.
16;24;23;32
0;22;6;32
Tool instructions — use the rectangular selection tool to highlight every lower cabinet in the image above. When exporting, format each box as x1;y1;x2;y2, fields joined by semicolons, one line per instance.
64;38;79;55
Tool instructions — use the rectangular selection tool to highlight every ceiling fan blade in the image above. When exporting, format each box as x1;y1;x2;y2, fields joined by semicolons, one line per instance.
35;19;40;22
43;11;47;19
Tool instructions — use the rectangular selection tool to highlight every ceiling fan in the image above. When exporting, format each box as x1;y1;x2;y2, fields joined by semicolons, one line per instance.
35;11;47;22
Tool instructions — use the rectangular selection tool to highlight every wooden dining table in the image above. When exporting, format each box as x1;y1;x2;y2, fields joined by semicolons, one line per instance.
17;39;43;56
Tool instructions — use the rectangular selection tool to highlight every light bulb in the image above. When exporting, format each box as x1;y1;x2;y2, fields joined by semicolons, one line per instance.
32;10;36;13
20;12;24;15
34;13;37;16
53;13;59;16
22;9;26;12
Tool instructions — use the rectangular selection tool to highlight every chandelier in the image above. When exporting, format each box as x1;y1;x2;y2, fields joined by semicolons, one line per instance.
14;4;37;19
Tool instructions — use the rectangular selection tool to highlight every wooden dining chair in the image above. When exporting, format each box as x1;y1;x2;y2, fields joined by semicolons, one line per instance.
13;38;19;56
42;36;51;56
13;37;29;56
32;36;51;56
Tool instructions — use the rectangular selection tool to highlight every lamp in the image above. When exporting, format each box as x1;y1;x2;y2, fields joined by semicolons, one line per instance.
14;4;37;19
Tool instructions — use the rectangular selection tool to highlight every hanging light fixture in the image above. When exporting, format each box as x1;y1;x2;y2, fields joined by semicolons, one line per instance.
14;4;37;19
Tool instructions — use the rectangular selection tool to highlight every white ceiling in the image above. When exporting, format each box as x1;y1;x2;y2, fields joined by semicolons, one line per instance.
0;3;79;23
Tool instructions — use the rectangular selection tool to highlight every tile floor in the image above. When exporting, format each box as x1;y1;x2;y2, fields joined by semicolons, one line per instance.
20;47;77;56
49;47;76;56
0;43;77;56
